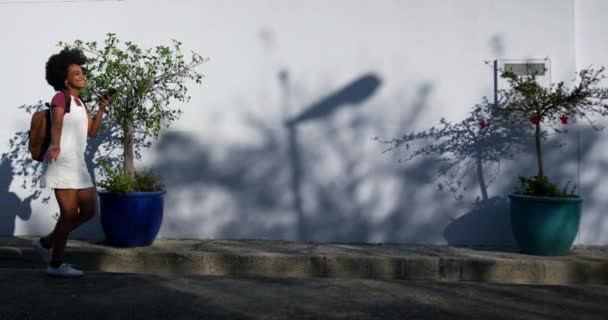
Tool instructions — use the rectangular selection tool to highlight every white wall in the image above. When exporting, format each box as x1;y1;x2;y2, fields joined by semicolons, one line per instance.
1;0;603;245
574;0;608;245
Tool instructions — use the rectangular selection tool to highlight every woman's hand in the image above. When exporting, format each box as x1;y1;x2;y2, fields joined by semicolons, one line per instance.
89;94;112;138
46;145;60;160
99;96;110;109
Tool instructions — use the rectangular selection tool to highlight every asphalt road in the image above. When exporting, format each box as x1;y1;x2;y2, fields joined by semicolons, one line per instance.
1;269;606;320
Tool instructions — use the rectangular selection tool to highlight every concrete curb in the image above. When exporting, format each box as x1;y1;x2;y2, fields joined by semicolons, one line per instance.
439;257;608;285
2;243;607;285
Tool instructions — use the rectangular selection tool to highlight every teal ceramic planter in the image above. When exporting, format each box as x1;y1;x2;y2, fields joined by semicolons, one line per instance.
509;194;582;256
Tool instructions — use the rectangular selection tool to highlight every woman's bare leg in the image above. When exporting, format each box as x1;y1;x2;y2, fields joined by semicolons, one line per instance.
76;187;96;225
43;187;96;246
49;189;79;264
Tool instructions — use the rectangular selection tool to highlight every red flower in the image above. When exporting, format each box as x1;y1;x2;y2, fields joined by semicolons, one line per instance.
530;115;541;125
560;115;568;124
479;120;487;129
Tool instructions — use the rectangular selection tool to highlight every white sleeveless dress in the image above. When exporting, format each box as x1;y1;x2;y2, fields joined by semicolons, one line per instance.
42;94;93;189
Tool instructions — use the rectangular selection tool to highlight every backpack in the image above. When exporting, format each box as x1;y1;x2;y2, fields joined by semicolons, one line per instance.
28;91;71;162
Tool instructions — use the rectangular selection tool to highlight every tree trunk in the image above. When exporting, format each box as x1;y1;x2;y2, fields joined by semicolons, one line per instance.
123;114;135;178
535;122;544;177
475;147;488;202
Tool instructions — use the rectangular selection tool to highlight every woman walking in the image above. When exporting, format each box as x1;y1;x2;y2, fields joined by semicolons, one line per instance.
32;48;110;277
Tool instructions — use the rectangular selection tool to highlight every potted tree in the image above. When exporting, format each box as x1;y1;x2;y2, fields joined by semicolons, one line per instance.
61;33;207;247
498;66;608;255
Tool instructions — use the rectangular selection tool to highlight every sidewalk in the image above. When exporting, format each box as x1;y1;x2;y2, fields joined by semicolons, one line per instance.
1;237;607;285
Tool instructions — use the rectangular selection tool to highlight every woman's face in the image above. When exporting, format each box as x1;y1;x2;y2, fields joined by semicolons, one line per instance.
64;64;87;90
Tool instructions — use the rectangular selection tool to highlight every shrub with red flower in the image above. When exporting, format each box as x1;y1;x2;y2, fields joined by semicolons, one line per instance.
377;97;530;202
530;115;541;125
498;67;608;196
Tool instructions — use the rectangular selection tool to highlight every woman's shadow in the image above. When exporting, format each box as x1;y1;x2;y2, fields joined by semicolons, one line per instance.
0;158;33;236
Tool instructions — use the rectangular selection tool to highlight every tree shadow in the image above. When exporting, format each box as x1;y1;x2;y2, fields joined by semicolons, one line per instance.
149;70;455;243
378;95;534;245
154;73;403;241
0;158;33;236
1;102;49;203
153;129;293;239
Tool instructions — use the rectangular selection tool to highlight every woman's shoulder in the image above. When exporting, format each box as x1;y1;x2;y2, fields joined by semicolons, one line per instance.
50;91;69;108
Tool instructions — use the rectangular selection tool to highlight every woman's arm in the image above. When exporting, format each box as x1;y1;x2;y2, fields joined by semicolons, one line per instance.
47;106;65;160
88;97;109;138
46;92;69;160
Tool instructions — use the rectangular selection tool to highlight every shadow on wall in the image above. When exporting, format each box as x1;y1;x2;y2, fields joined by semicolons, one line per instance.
545;124;606;244
0;102;53;237
442;32;517;246
154;72;386;241
294;83;445;243
283;73;381;241
153;72;456;243
444;196;513;246
379;95;534;246
0;158;33;236
255;26;453;243
1;102;49;204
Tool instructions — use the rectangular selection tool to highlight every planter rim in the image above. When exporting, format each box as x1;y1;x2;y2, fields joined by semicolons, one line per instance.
97;190;166;197
509;193;583;203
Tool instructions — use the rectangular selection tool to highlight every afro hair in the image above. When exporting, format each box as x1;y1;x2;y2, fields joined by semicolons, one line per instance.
45;48;87;91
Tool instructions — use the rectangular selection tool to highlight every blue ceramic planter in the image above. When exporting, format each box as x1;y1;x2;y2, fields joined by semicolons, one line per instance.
509;194;582;256
98;191;165;247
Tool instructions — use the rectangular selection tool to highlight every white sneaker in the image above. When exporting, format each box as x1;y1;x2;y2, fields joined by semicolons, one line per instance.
32;239;51;265
47;263;83;278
